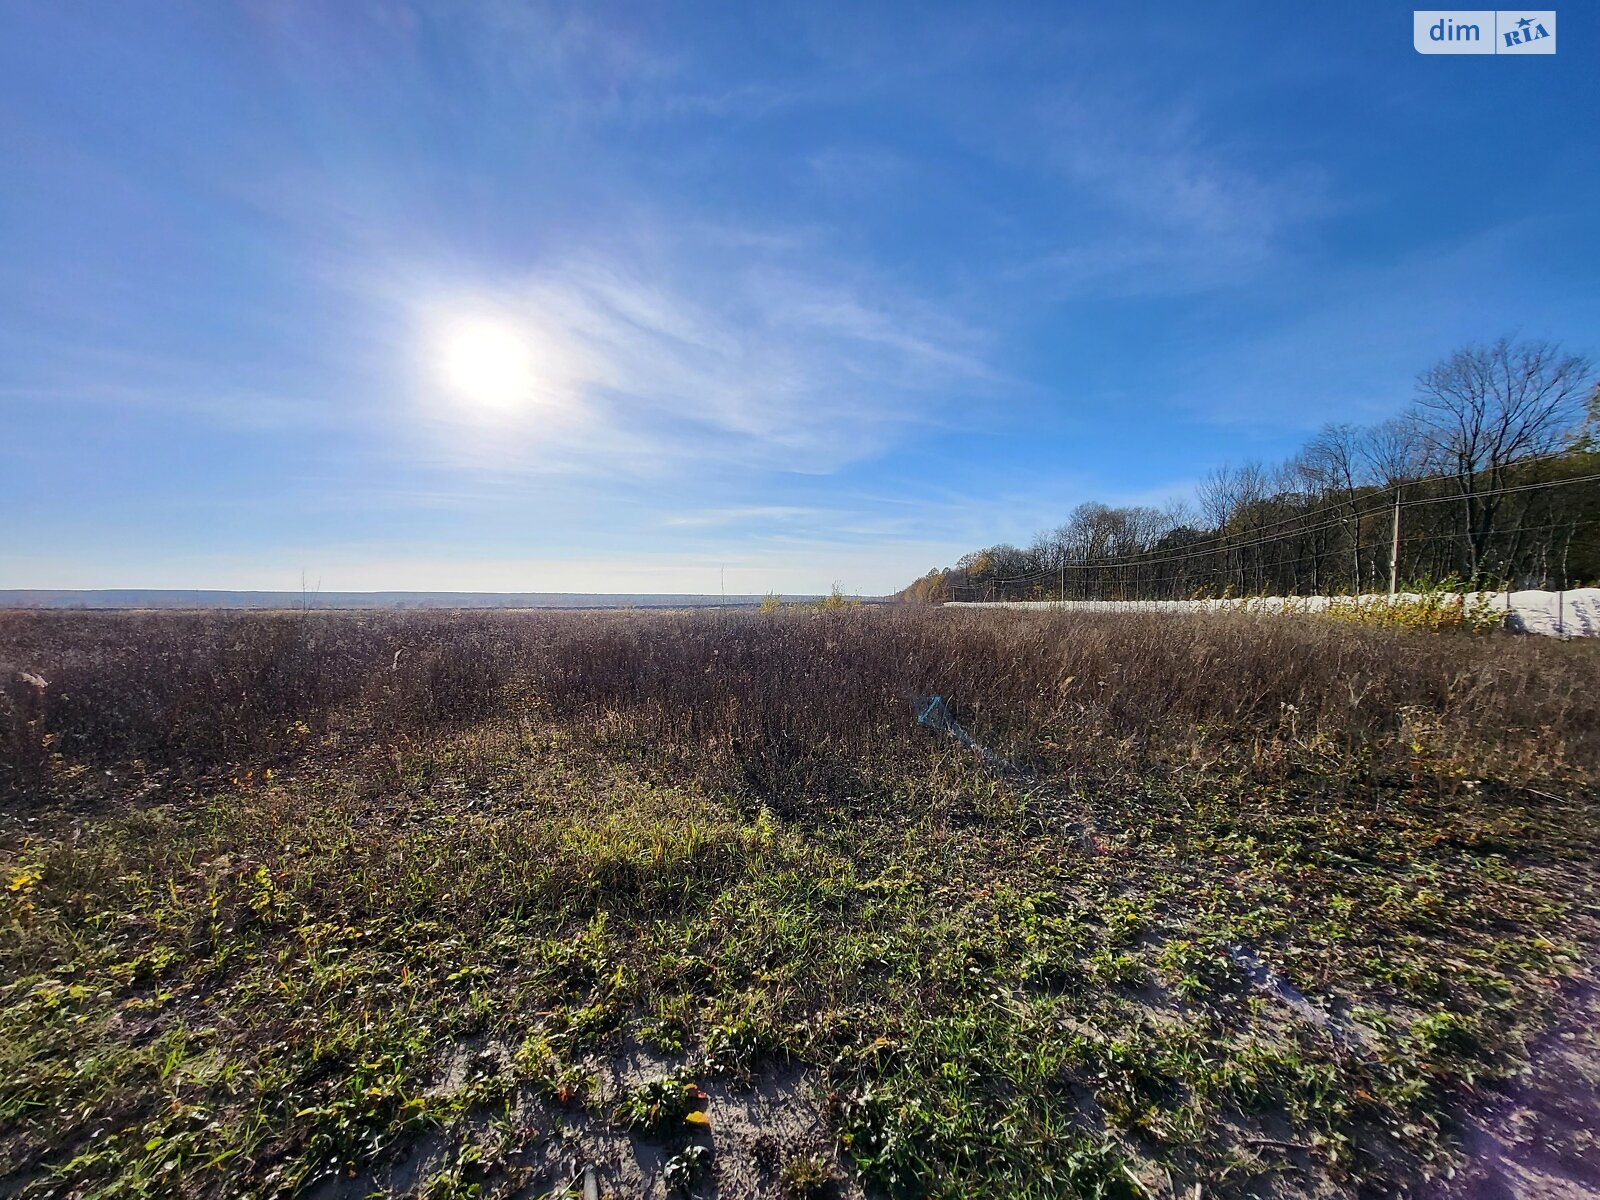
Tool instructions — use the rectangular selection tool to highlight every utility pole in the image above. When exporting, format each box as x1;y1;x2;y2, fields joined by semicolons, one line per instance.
1388;488;1402;598
1059;563;1065;604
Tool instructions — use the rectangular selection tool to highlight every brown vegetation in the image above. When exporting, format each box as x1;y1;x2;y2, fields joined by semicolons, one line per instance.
4;607;1598;802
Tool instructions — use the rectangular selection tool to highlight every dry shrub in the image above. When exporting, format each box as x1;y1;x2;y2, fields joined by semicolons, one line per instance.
2;607;1597;803
1;666;52;791
368;624;518;730
0;612;382;771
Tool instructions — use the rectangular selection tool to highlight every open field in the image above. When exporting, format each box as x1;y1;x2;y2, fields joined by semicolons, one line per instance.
4;608;1600;1199
0;593;834;612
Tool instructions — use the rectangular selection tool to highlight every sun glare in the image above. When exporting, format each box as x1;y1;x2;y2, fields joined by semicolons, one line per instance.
436;317;535;414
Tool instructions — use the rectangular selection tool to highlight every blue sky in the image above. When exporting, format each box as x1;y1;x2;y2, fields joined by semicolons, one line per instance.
2;2;1596;594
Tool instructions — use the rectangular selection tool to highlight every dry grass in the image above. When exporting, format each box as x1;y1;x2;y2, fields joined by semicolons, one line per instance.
4;607;1596;799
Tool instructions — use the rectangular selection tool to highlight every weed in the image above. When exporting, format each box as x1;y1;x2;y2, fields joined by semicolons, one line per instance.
778;1151;836;1198
663;1143;712;1194
615;1072;707;1137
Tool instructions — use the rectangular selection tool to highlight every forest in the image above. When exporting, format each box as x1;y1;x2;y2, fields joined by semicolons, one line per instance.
902;338;1600;603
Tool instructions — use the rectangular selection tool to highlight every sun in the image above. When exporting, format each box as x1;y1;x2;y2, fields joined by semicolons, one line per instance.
436;317;535;414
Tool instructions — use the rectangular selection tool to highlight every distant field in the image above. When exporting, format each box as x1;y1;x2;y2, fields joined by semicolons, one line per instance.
0;590;837;611
3;609;1599;1199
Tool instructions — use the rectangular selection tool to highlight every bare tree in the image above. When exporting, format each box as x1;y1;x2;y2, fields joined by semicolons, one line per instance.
1198;463;1269;590
1161;497;1197;531
1197;468;1236;531
1301;424;1366;588
1576;380;1600;452
1412;337;1593;580
1359;416;1426;489
1197;464;1265;528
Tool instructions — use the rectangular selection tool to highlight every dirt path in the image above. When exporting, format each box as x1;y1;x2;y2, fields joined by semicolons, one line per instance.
1441;975;1600;1199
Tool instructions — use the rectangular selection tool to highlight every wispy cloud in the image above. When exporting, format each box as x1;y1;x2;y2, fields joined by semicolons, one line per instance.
381;233;997;478
993;76;1333;297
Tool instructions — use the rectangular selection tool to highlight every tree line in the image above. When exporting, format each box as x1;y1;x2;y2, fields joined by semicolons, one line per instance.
901;338;1600;603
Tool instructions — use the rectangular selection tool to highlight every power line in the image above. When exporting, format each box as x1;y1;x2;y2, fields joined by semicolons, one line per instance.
952;510;1600;603
947;518;1600;604
1390;470;1600;508
982;468;1600;585
987;449;1592;582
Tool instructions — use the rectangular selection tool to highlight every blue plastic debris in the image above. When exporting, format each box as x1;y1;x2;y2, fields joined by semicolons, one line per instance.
915;695;1014;773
